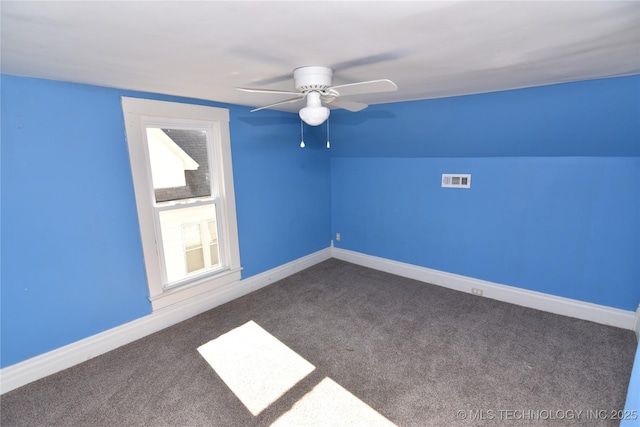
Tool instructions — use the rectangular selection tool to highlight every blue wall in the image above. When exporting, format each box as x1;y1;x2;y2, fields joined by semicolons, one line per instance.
232;115;331;277
0;75;331;367
331;156;639;310
330;76;640;311
2;73;638;371
329;76;640;158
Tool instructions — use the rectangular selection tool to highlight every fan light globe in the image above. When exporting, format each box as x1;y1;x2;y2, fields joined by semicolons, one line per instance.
299;106;330;126
299;91;329;126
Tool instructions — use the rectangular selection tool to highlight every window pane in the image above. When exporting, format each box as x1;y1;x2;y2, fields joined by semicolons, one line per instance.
207;220;217;241
207;220;220;268
186;248;205;273
158;203;219;285
146;128;211;203
210;243;220;267
182;223;202;250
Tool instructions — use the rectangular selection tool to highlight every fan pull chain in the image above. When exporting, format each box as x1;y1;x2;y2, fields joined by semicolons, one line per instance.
326;118;330;149
300;119;305;148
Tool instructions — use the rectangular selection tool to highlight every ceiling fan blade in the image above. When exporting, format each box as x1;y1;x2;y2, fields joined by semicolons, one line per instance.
246;74;293;86
237;87;300;96
324;97;368;112
331;52;400;72
328;79;398;97
249;95;305;113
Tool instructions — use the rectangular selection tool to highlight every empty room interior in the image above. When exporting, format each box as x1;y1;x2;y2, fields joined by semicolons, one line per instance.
1;2;639;426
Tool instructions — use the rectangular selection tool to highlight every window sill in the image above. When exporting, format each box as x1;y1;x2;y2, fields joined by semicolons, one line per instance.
149;267;243;311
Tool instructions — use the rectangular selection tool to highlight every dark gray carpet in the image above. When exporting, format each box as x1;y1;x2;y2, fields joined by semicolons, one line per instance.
2;259;637;426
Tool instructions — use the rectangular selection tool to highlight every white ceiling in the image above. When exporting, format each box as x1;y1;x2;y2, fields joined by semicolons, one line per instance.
2;1;639;113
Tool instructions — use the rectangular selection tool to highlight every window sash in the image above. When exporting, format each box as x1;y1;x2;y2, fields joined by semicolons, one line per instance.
157;200;226;288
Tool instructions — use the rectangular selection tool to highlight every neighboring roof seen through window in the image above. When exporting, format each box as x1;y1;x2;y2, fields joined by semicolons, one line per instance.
148;128;212;203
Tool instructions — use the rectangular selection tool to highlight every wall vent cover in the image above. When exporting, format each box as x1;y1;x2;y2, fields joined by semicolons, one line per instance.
442;174;471;188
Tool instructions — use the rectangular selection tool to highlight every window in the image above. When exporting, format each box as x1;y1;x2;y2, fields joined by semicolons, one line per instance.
122;97;241;310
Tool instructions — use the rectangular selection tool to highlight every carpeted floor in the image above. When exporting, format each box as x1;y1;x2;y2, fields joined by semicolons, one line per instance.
1;259;637;426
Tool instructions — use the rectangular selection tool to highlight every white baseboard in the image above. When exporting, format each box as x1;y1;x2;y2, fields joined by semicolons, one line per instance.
0;248;331;395
2;246;634;395
332;247;637;331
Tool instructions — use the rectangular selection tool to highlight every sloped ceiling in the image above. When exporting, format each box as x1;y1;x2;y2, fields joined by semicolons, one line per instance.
1;1;639;113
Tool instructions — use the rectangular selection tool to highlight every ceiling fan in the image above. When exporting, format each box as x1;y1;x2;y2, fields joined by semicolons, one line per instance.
237;66;398;126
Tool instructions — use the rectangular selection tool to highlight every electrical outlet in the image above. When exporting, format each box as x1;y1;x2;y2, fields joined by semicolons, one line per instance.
336;232;341;242
471;288;483;296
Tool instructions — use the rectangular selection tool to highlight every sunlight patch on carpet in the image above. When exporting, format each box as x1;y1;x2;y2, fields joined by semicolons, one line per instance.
197;320;315;416
270;377;397;427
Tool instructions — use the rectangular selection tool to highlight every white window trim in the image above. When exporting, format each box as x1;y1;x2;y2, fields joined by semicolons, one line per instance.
122;97;242;311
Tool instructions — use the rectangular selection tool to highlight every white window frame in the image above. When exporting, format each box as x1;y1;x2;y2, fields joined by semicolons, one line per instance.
122;97;241;310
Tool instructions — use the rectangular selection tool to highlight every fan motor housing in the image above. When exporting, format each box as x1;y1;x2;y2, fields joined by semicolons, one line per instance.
294;66;333;92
